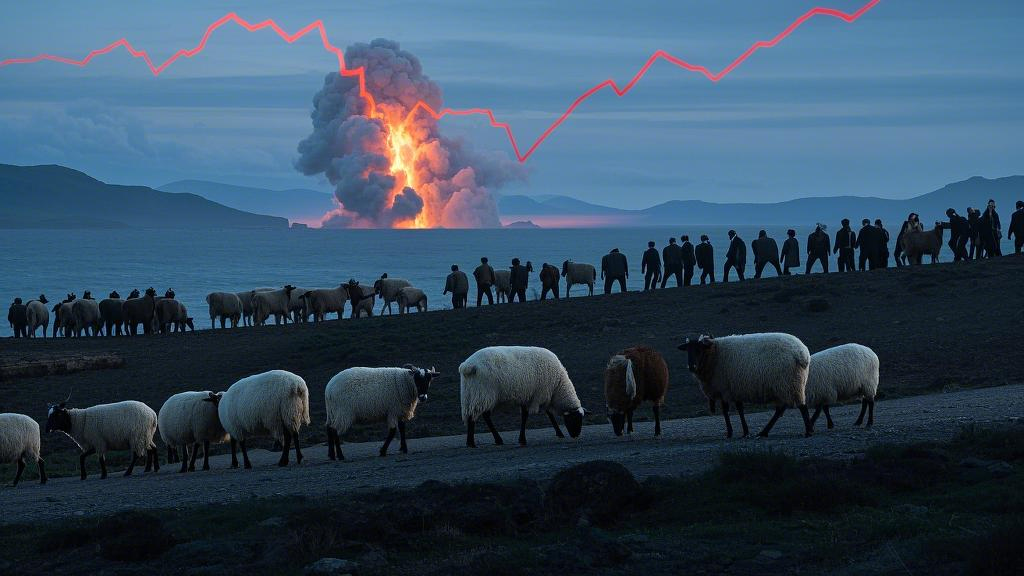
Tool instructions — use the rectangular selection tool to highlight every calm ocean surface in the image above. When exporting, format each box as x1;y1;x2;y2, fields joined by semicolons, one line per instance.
0;226;1008;337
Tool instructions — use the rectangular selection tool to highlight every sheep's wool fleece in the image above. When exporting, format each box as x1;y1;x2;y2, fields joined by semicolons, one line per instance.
702;333;810;406
325;367;421;433
460;346;581;423
207;292;243;316
805;343;879;406
377;279;411;300
0;413;41;463
218;370;311;442
158;391;229;447
64;401;158;456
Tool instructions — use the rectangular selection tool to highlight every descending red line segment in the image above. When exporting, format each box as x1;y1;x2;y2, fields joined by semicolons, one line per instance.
0;0;882;161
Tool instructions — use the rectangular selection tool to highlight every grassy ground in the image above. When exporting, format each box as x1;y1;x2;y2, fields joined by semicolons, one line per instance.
2;423;1021;575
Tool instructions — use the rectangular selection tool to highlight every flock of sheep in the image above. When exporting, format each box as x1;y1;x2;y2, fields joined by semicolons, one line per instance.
0;334;879;487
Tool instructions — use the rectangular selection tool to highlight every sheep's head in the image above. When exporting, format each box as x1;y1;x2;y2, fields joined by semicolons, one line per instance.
45;403;72;434
129;289;141;299
678;335;715;374
561;260;570;277
185;317;195;331
202;392;224;406
562;406;587;438
406;365;440;401
373;279;384;295
144;287;157;298
38;294;48;304
109;291;120;299
164;289;175;299
283;285;296;298
605;354;636;436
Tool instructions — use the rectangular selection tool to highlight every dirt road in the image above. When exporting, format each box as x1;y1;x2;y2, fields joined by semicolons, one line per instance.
3;383;1020;525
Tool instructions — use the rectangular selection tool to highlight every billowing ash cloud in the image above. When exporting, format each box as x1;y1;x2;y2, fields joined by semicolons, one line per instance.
295;39;523;228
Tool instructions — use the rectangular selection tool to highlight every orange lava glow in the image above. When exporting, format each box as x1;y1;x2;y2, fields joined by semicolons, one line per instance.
384;120;427;229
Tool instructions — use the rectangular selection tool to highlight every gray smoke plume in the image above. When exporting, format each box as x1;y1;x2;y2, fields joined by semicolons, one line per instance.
295;39;523;228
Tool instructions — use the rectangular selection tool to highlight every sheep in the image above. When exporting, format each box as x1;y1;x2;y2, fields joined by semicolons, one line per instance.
902;223;944;265
123;287;157;335
539;263;560;300
99;291;124;336
156;297;189;333
373;275;411;315
288;287;312;323
396;286;428;314
493;270;512;303
217;370;310;469
301;285;349;323
805;343;879;430
56;296;77;338
25;294;50;338
459;346;587;447
604;346;670;436
346;281;375;318
45;400;160;479
325;365;440;460
561;260;596;297
234;287;274;326
252;285;296;326
70;297;103;337
158;391;229;472
678;333;813;438
0;413;47;486
206;292;243;329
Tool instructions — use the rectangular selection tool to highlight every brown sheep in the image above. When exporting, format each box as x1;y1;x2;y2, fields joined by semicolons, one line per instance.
539;263;560;300
123;288;157;335
901;223;944;264
604;346;669;436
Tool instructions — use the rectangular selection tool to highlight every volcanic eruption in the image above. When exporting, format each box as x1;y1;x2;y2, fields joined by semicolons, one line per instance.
295;39;522;228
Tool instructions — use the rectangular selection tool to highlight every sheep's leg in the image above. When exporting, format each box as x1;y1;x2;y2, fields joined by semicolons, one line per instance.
518;407;529;446
397;421;408;454
653;404;662;436
545;410;565;438
79;448;95;480
118;454;130;478
240;440;253;469
202;441;211;470
758;406;786;437
166;445;176;464
721;401;734;438
867;399;875;427
854;399;869;426
380;427;397;456
229;439;239;468
734;402;750;437
152;447;160;472
708;398;716;414
466;418;476;448
278;432;292;467
13;457;25;487
626;410;634;434
823;405;835;429
144;447;157;473
799;405;813;437
38;459;47;484
293;431;303;464
810;406;822;427
482;411;504;445
179;444;189;473
327;426;338;460
189;443;199;471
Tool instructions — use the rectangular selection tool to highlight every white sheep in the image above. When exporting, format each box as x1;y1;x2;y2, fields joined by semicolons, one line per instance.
155;298;189;333
805;343;879;430
679;333;813;438
288;287;312;323
25;295;49;338
373;276;411;315
459;346;586;447
45;400;160;479
325;365;440;460
0;413;47;486
206;292;243;329
396;286;428;314
252;285;296;326
55;298;76;337
561;260;597;297
301;285;349;323
217;369;311;469
70;298;103;337
158;391;230;472
493;270;512;303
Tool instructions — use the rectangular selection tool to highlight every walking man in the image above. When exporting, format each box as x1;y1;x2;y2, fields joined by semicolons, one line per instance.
781;229;800;275
943;209;970;261
1009;200;1024;254
696;235;715;284
806;224;831;274
661;237;683;288
834;219;857;272
601;248;629;294
642;241;662;291
875;219;890;268
723;230;746;282
681;235;696;286
473;257;496;306
509;258;529;302
752;230;782;278
443;264;469;309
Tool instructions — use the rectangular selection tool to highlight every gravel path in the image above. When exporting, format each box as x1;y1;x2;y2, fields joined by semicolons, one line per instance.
3;383;1021;525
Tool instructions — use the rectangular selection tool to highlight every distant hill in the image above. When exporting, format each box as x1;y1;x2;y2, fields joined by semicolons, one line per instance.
159;180;335;224
0;164;288;229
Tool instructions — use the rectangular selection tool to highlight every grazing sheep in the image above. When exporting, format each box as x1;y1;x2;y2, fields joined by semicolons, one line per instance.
235;287;274;326
123;288;157;335
206;292;243;329
325;365;439;460
156;298;189;333
70;298;103;337
902;223;944;265
98;291;124;336
805;343;879;430
46;400;160;479
604;346;669;436
217;370;310;469
288;287;312;323
678;333;813;438
158;391;229;472
301;285;349;323
373;276;411;315
252;285;296;326
561;260;596;297
25;294;50;338
0;413;47;486
539;263;560;300
396;286;428;314
493;270;512;303
459;346;587;447
346;281;375;318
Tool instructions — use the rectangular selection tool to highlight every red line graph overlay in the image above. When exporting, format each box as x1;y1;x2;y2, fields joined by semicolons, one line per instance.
0;0;881;162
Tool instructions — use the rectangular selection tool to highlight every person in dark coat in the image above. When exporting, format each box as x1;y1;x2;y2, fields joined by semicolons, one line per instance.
967;207;981;259
806;224;830;274
834;219;856;272
661;237;683;288
473;257;496;306
751;230;782;278
855;218;883;270
875;219;890;268
680;235;696;286
723;230;746;282
979;199;1002;257
601;248;629;294
509;258;529;302
1009;200;1024;254
641;241;662;291
781;229;800;275
942;209;970;262
8;297;28;338
695;235;715;284
444;264;469;309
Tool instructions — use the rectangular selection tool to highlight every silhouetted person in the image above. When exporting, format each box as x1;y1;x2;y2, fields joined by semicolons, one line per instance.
641;241;661;291
751;230;782;278
8;297;28;338
979;199;1002;257
661;237;683;288
696;235;715;284
855;218;883;270
875;219;890;268
781;229;800;275
806;224;830;274
723;230;746;282
473;257;496;306
895;213;922;267
680;235;696;286
444;264;469;309
601;248;628;294
943;209;970;262
834;218;856;272
1009;200;1024;254
509;258;529;302
967;207;981;259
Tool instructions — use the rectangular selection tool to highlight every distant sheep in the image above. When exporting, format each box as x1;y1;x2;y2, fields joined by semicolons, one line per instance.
301;285;349;323
539;263;560;300
206;292;243;329
288;287;312;323
373;276;411;315
70;298;103;337
493;270;512;303
46;400;160;479
561;260;596;297
156;297;189;333
252;285;296;326
218;370;310;469
604;346;669;436
25;294;50;338
325;365;439;460
0;413;47;486
678;333;813;438
56;296;77;338
396;286;428;314
158;391;229;472
805;343;879;430
123;288;157;335
346;281;375;318
236;288;273;326
459;346;586;447
902;223;944;265
98;291;124;336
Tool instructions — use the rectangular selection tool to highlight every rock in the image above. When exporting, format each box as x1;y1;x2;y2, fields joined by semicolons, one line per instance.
259;516;286;529
304;557;359;576
756;549;784;562
546;460;644;528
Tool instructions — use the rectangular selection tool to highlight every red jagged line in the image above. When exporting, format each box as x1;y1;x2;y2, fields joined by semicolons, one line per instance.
0;0;881;162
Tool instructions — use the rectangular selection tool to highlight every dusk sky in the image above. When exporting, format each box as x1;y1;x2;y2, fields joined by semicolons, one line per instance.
1;0;1021;208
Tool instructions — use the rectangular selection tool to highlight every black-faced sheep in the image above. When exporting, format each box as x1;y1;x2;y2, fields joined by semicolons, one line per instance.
561;260;596;297
301;285;349;323
0;413;47;486
604;346;669;436
158;391;229;472
252;285;296;326
373;276;411;315
70;298;102;337
46;400;160;479
98;291;124;336
25;294;50;338
217;370;310;469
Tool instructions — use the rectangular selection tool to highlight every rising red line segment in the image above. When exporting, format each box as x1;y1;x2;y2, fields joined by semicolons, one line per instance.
0;0;881;161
